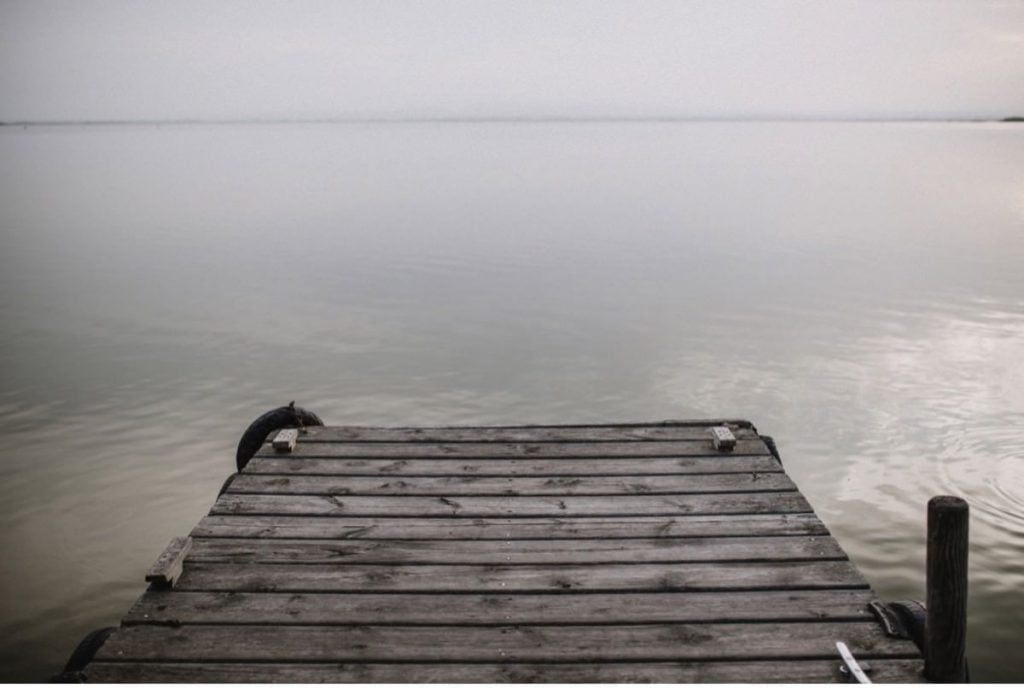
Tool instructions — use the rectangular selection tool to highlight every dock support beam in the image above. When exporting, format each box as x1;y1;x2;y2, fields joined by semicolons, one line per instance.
925;495;969;683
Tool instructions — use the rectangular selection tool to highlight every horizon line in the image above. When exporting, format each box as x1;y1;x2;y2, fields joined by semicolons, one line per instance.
2;114;1022;127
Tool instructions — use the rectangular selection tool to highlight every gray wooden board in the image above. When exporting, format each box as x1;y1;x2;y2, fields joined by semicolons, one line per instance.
299;424;758;443
144;536;191;589
211;492;812;517
94;622;919;662
185;535;845;565
176;560;868;592
192;513;830;540
82;659;926;684
80;421;926;683
255;439;769;458
124;589;876;626
245;455;783;476
225;472;797;496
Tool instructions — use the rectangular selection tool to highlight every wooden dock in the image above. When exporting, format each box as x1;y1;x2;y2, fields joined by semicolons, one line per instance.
76;419;925;682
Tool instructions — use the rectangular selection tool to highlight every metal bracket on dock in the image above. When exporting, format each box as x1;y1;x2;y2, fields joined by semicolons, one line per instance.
272;428;299;452
709;426;736;452
146;536;192;589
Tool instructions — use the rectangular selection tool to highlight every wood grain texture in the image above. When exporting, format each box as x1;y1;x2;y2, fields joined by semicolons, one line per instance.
244;455;784;476
271;428;298;452
176;560;869;592
192;513;830;540
925;495;969;682
185;535;845;565
255;439;770;459
83;659;926;684
225;472;796;496
299;423;758;443
124;589;876;626
210;492;812;517
94;622;919;662
77;420;926;683
144;537;191;589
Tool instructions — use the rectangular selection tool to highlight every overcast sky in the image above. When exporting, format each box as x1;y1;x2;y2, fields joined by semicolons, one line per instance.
1;0;1022;121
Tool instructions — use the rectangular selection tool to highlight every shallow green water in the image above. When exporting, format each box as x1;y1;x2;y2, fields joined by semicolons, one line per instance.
0;121;1022;681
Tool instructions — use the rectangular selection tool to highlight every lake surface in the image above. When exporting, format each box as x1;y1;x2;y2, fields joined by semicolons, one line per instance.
0;121;1022;681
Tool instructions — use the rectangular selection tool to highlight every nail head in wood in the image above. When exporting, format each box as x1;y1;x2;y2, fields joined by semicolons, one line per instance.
710;426;736;452
273;428;299;452
145;536;191;589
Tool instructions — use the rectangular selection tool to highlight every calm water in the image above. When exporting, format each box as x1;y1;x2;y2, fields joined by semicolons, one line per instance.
0;121;1022;681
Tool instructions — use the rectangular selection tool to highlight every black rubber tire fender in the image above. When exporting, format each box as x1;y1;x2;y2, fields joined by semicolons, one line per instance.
888;599;927;651
53;626;117;680
235;402;323;471
760;435;782;465
217;472;238;496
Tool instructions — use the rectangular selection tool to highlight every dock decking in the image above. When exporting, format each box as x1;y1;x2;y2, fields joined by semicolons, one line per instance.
80;420;924;682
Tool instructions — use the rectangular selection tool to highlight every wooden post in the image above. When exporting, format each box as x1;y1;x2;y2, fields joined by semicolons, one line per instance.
925;495;969;683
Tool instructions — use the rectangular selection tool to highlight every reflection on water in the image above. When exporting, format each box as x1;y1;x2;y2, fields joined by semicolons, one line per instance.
0;121;1022;680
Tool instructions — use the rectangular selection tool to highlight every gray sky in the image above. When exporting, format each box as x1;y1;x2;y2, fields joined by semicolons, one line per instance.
1;0;1022;121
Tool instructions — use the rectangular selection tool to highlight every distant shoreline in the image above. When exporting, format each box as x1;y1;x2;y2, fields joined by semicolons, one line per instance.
2;116;1023;127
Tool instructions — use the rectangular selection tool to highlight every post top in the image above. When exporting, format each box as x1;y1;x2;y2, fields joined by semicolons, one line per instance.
928;495;969;512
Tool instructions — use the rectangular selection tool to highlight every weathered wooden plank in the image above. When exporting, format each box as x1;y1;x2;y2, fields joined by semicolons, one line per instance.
299;423;758;443
177;560;868;592
186;535;844;565
192;513;830;540
226;473;797;496
271;428;298;452
94;622;920;662
77;420;929;684
255;440;770;458
83;659;926;684
144;537;191;589
211;492;812;517
244;455;784;476
124;589;876;626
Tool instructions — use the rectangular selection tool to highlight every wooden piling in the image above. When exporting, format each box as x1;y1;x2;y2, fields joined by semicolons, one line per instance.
925;495;969;683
